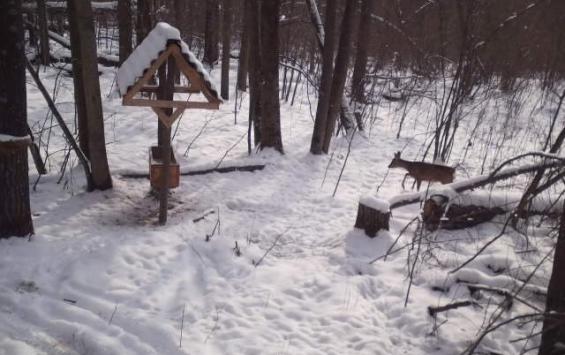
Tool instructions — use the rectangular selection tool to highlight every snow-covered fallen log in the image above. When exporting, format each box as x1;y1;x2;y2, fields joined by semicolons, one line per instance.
389;157;565;209
120;164;266;179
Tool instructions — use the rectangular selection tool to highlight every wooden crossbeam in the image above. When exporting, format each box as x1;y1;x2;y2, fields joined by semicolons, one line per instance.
124;98;219;110
138;85;201;94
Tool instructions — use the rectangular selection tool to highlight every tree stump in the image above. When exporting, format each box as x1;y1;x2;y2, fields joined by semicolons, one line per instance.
354;196;390;238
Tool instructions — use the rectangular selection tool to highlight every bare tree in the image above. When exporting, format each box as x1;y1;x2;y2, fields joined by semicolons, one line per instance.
203;0;220;67
0;0;34;238
322;0;359;153
221;0;232;100
37;0;50;65
67;0;113;190
237;0;250;92
351;0;375;103
247;0;261;145
539;201;565;355
257;0;283;153
118;0;132;64
310;0;339;155
136;0;153;45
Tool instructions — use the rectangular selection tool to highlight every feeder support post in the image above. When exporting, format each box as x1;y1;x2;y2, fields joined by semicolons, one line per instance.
158;55;177;225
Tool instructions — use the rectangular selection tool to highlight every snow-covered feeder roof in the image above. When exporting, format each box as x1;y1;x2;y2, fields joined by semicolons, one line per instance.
116;22;219;101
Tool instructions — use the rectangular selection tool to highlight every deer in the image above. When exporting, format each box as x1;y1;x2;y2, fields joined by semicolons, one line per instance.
388;152;455;191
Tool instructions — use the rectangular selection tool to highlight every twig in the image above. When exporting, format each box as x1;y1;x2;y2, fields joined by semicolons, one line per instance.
428;300;479;317
214;132;247;169
254;228;291;267
108;304;118;325
333;129;357;197
179;304;185;348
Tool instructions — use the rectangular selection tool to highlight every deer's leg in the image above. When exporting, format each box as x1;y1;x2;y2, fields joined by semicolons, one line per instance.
416;180;422;191
402;174;409;190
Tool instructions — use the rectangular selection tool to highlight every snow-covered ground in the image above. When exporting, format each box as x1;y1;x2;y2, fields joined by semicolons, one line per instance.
0;57;559;355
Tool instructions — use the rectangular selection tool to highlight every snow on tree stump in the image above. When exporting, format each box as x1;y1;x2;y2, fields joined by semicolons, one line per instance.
354;196;390;238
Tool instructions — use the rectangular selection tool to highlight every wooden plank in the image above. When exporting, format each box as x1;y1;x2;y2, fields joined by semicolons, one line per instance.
151;107;184;128
126;98;219;110
139;85;201;94
123;46;175;102
170;46;221;104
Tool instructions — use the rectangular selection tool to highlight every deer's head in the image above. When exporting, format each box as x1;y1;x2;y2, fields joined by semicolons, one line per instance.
388;151;402;168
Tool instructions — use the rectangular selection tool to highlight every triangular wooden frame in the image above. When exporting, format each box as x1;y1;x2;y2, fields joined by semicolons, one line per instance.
122;43;220;128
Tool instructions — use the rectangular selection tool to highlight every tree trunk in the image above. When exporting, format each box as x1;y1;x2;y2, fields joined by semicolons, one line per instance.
221;0;232;100
118;0;132;65
136;0;152;45
539;201;565;355
37;0;50;65
203;0;220;67
68;0;112;191
237;2;250;92
247;0;261;145
257;0;283;153
322;0;359;153
310;0;338;155
0;0;34;238
350;0;375;103
174;0;186;38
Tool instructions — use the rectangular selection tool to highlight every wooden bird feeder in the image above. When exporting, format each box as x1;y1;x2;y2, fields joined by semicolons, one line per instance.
117;23;221;224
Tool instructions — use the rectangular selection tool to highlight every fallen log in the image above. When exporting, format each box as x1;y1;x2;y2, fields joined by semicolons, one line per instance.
422;195;505;231
121;164;266;179
24;20;119;67
389;157;565;210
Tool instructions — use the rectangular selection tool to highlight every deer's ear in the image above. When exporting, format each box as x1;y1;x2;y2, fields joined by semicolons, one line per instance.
394;151;401;158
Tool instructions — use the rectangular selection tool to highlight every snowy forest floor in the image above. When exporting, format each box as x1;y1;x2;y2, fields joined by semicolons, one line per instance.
0;59;559;355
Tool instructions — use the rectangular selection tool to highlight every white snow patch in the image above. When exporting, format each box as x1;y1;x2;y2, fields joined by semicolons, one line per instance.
0;134;30;142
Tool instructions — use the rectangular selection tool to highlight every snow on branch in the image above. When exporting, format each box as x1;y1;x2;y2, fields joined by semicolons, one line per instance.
389;153;565;209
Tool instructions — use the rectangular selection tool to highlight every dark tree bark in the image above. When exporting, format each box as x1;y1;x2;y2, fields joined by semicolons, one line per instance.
136;0;153;45
539;201;565;355
351;0;375;103
221;0;232;100
37;0;50;65
174;0;186;37
203;0;220;67
310;0;338;155
257;0;283;153
247;0;261;145
118;0;132;65
237;2;250;92
322;0;359;153
68;0;112;190
0;0;34;238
